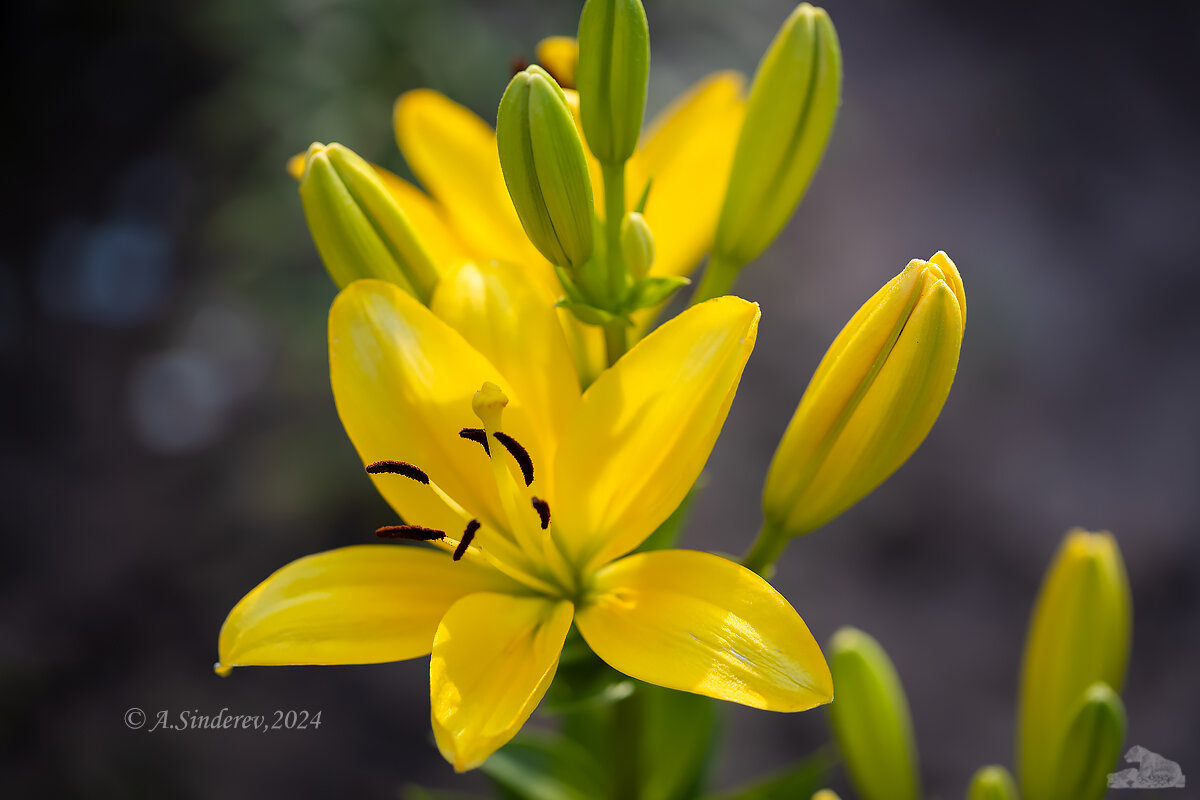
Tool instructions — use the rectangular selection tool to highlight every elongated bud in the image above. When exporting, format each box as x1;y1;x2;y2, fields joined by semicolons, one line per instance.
714;3;841;267
827;627;921;800
497;66;595;269
761;252;965;539
299;142;440;302
1018;530;1131;800
967;766;1018;800
1046;683;1126;800
621;211;655;280
576;0;650;164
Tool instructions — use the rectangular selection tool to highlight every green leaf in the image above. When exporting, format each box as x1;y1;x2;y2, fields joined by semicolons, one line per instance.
556;300;633;328
706;749;836;800
641;685;720;800
483;732;612;800
623;276;690;312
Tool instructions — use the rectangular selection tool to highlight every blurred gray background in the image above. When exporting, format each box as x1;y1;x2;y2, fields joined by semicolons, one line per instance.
3;0;1197;796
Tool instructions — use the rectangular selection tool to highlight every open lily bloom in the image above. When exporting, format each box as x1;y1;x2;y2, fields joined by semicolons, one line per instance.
217;262;831;771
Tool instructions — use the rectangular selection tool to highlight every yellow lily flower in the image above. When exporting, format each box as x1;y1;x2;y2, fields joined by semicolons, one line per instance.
217;262;832;771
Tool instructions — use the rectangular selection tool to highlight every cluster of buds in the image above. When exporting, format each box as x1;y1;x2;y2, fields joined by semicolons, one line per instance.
1018;529;1131;800
820;530;1131;800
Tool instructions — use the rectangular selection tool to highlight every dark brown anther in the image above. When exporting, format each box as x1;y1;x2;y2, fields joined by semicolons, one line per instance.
459;427;490;455
510;55;530;77
365;461;429;484
454;520;480;561
494;432;534;486
375;525;445;542
531;497;550;530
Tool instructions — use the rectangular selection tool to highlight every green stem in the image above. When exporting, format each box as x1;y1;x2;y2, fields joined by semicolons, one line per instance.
601;160;629;366
691;252;742;304
611;687;642;800
604;322;628;366
741;518;789;577
602;161;628;298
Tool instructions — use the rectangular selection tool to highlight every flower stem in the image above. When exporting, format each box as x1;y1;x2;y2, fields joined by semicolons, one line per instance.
611;687;642;799
741;518;789;577
604;322;628;366
691;252;742;304
602;160;629;366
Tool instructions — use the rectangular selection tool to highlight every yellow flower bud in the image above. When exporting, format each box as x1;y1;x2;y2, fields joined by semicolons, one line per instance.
967;765;1019;800
1018;530;1131;800
714;3;841;267
298;142;440;302
1046;683;1126;800
761;252;965;539
576;0;650;164
812;791;842;800
827;627;921;800
497;66;595;269
621;211;655;280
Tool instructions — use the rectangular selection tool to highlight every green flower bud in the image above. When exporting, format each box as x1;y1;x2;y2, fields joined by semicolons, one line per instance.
967;766;1019;800
1049;683;1126;800
576;0;650;164
761;252;965;540
827;627;921;800
298;142;440;302
497;66;595;269
620;211;655;280
714;3;841;267
1018;530;1131;800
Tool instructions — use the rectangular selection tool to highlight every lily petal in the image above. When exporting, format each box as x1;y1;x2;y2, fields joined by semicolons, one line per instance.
217;545;515;673
432;260;580;474
371;164;470;274
631;72;746;281
576;549;832;711
330;279;540;534
430;593;574;771
554;297;760;570
393;89;545;267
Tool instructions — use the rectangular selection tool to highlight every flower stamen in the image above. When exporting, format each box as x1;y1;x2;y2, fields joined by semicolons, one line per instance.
494;432;534;486
458;427;490;455
365;460;429;483
454;520;480;561
531;497;551;530
376;525;445;541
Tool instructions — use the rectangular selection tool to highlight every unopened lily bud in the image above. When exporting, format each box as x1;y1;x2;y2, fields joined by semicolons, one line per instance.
1048;683;1126;800
828;627;921;800
967;766;1018;800
299;142;440;302
812;791;842;800
762;252;965;539
576;0;650;164
1018;530;1131;800
715;3;841;267
621;211;655;280
497;66;595;269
